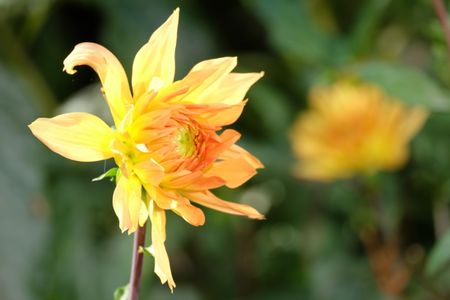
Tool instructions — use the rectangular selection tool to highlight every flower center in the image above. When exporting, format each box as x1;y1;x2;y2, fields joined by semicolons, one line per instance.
175;126;196;157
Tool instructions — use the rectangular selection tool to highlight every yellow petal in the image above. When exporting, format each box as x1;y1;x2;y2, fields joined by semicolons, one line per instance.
202;72;264;105
132;8;179;98
139;199;149;227
187;191;264;220
63;42;132;124
173;57;237;103
133;157;165;186
149;200;176;291
28;112;114;162
112;175;142;234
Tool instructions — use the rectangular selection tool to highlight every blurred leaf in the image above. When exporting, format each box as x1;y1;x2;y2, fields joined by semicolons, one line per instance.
351;62;450;111
245;0;338;66
113;284;129;300
350;0;390;56
425;228;450;278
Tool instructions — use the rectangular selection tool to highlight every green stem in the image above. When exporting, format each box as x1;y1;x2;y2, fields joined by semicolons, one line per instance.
129;225;147;300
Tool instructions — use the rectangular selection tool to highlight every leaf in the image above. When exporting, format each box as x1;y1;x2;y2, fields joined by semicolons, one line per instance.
349;0;391;56
425;228;450;278
92;167;118;182
114;284;130;300
351;62;450;111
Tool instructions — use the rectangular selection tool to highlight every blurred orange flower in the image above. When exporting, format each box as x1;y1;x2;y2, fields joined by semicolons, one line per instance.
290;81;428;181
29;8;264;290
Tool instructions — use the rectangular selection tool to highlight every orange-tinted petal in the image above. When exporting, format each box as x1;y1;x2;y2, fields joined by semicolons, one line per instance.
149;200;176;291
28;112;114;162
63;43;132;125
206;158;258;188
112;175;142;234
183;175;226;191
204;129;241;163
132;8;179;98
189;101;247;127
223;144;264;169
172;201;205;226
186;191;264;220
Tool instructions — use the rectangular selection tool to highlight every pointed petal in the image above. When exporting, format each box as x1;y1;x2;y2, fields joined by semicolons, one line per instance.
171;57;237;104
187;191;264;220
203;72;264;105
63;42;132;124
149;200;176;291
28;112;114;162
222;144;264;169
204;129;241;163
206;158;258;188
132;8;179;97
112;175;142;234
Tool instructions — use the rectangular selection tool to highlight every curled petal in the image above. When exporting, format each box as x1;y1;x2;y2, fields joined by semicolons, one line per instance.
28;112;114;162
186;191;264;220
132;8;179;97
113;175;142;234
172;201;205;226
63;42;132;124
149;200;176;291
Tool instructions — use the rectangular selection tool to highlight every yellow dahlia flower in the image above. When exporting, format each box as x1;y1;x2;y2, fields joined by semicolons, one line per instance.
29;8;264;290
290;81;428;181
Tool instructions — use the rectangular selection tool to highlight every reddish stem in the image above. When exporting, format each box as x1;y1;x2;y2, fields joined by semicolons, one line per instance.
129;225;147;300
432;0;450;57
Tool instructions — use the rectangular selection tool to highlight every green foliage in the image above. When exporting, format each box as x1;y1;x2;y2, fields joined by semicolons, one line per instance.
425;229;450;278
92;167;118;182
352;62;450;111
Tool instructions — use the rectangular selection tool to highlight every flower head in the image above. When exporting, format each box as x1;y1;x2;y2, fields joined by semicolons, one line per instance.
290;81;428;181
29;8;264;290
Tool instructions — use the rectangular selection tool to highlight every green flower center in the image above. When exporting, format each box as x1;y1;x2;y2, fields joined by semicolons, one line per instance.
175;126;196;157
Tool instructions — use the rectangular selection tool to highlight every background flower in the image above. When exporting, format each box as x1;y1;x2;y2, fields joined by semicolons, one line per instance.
290;81;428;181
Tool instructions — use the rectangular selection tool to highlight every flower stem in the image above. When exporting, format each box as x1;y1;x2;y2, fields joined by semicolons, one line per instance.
129;224;147;300
432;0;450;58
